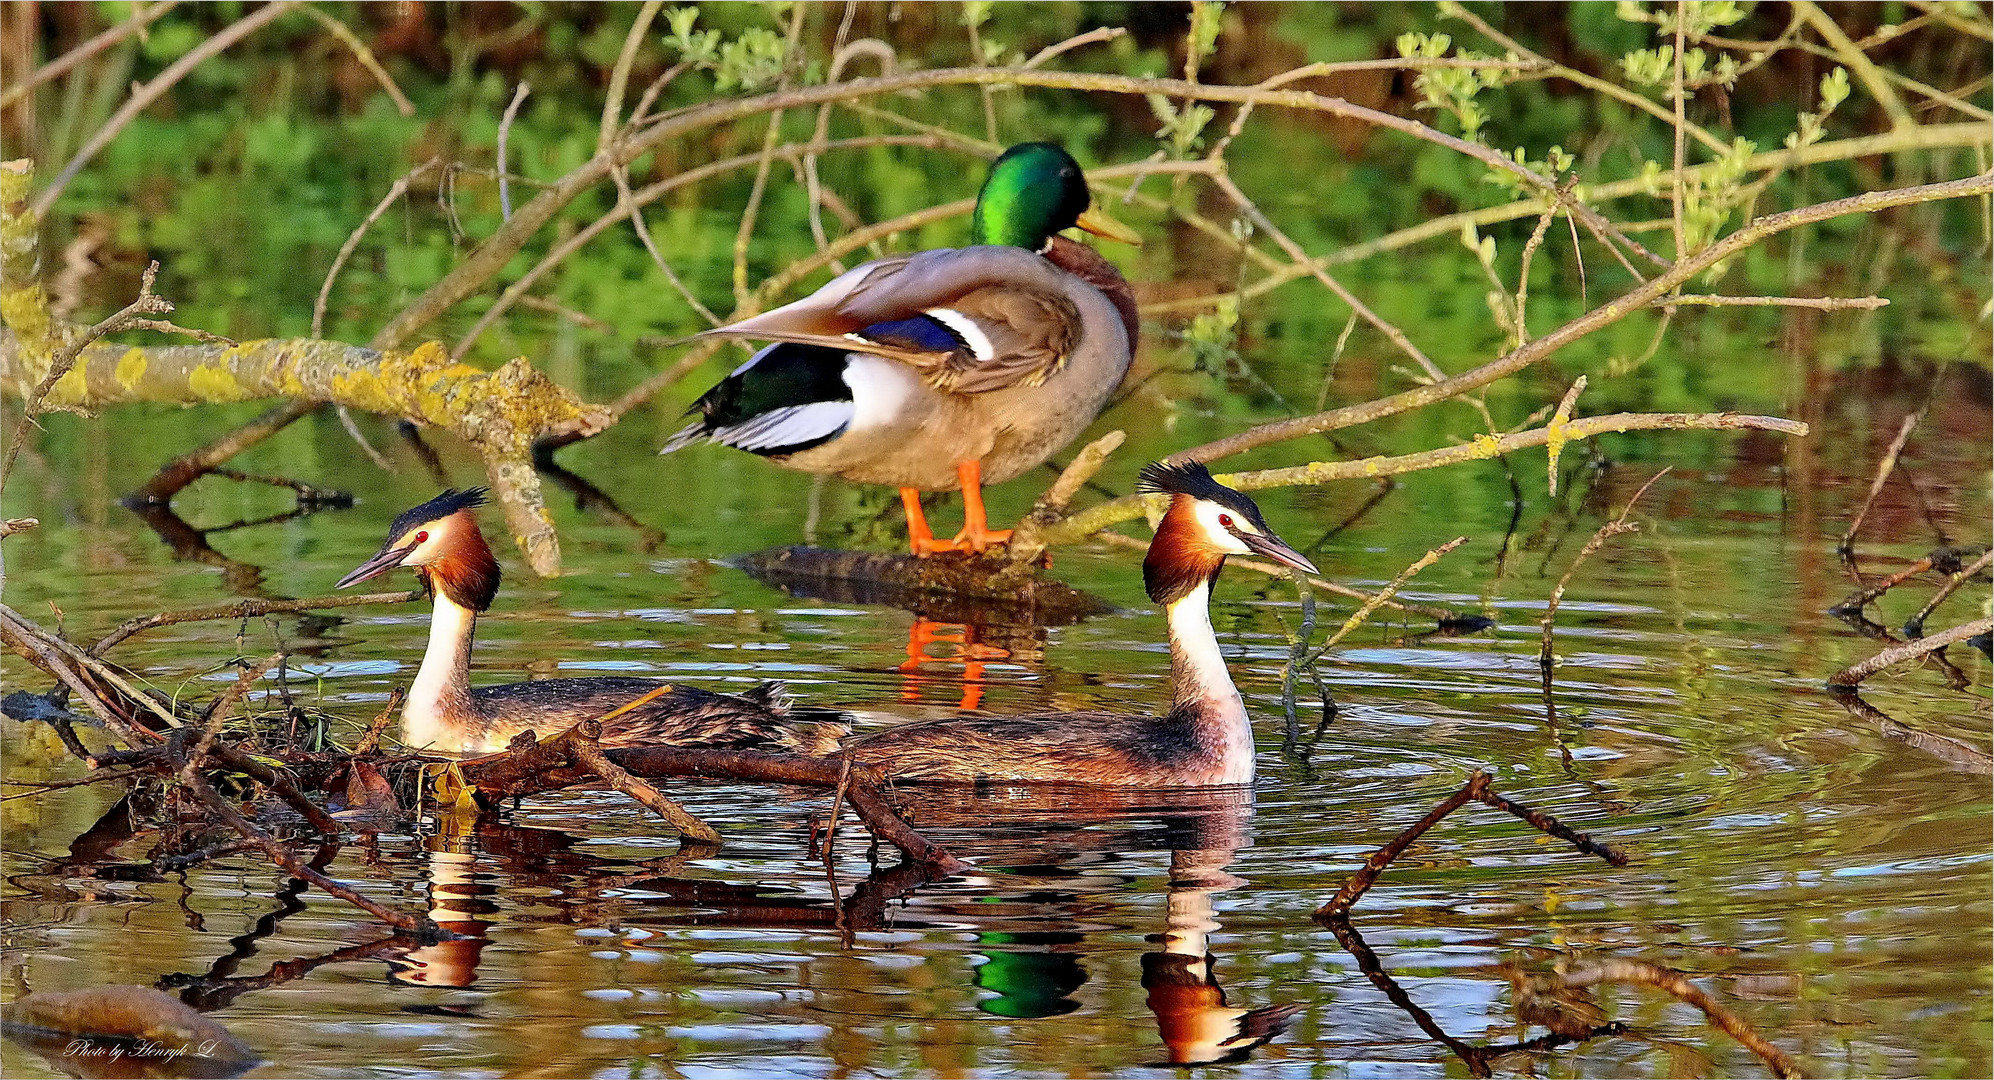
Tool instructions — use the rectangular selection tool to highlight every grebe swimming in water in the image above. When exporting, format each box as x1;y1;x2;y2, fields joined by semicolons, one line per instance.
840;461;1317;786
335;488;843;755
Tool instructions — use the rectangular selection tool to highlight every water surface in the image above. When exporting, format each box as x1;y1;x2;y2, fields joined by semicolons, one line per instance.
3;357;1988;1078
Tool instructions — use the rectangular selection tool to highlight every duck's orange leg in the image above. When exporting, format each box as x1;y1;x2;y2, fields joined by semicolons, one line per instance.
949;460;1012;552
901;487;954;556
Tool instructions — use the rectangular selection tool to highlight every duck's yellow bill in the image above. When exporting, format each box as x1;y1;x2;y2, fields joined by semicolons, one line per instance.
1075;205;1143;246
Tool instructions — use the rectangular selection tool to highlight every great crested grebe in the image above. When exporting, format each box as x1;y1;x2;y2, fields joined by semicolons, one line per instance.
840;461;1318;786
660;142;1141;556
335;488;844;755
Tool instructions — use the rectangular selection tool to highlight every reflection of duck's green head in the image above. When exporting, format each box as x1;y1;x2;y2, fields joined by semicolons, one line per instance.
972;142;1141;250
974;933;1088;1018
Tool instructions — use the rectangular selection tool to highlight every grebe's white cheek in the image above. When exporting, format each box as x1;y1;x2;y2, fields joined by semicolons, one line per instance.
1189;500;1255;555
396;521;451;566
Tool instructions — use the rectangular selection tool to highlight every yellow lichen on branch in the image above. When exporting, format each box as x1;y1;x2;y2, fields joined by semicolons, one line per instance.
0;334;607;577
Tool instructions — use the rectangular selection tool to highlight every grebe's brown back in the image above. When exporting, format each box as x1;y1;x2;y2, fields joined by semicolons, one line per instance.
336;488;843;755
840;461;1317;787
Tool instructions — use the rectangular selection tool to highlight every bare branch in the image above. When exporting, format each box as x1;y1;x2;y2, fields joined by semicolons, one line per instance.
35;1;301;217
1829;616;1994;689
1167;172;1988;466
0;1;183;110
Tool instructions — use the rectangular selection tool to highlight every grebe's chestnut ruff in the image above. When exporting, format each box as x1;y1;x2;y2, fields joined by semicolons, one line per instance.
660;142;1141;556
335;488;843;755
840;461;1318;786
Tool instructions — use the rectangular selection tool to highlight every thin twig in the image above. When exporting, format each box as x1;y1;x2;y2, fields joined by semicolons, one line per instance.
1023;26;1128;69
598;2;663;151
570;722;722;845
729;2;809;307
496;81;531;222
91;590;420;657
1552;959;1805;1079
1839;412;1922;550
35;1;301;217
2;261;173;490
1667;293;1890;309
1828;616;1993;689
188;654;282;766
175;759;438;935
1315;770;1627;920
806;39;898;273
1512;180;1568;345
1317;537;1469;654
301;5;414;116
1007;430;1125;563
314;156;443;338
1904;550;1993;639
1671;0;1690;261
1545;377;1587;497
351;688;405;756
0;0;183;110
1795;0;1916;133
1212;172;1445;383
1540;469;1670;668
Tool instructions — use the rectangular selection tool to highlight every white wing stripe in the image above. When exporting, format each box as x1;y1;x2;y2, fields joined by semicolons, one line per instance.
925;307;995;361
713;402;853;451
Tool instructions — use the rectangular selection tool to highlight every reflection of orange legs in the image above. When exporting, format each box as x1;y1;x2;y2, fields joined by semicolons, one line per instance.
899;618;1010;710
899;461;1012;556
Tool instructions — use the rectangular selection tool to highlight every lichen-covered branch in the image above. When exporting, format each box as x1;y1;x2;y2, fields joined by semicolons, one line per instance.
1035;411;1808;548
3;158;607;576
0;332;606;574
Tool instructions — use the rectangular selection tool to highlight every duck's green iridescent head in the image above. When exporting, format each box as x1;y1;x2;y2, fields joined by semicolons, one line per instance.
971;142;1140;250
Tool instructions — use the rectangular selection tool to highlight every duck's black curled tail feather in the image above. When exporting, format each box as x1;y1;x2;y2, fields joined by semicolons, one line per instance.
659;343;854;457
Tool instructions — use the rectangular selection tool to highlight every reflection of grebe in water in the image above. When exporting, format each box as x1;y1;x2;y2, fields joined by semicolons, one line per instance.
904;786;1300;1064
370;799;1297;1065
383;834;494;989
1143;847;1302;1065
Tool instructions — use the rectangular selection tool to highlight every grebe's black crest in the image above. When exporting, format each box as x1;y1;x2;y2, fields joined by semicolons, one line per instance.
392;486;488;536
1137;461;1272;530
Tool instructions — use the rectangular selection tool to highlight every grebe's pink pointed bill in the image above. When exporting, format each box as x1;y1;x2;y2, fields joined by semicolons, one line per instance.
1241;532;1318;576
336;542;416;589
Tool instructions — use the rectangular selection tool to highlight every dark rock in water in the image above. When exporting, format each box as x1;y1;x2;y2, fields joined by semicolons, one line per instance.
2;985;260;1078
732;545;1116;627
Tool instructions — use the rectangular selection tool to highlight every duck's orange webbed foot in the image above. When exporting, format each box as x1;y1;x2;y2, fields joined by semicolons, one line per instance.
948;460;1011;553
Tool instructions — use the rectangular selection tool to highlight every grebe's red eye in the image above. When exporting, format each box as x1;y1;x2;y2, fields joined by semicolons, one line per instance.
413;531;428;543
1218;514;1234;529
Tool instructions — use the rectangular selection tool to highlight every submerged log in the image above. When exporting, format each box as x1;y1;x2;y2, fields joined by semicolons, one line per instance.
735;545;1114;624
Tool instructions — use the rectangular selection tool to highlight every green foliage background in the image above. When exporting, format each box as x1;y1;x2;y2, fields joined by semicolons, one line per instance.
11;1;1985;445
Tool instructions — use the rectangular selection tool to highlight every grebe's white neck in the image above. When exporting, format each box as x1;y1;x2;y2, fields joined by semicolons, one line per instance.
403;586;478;751
1164;579;1254;785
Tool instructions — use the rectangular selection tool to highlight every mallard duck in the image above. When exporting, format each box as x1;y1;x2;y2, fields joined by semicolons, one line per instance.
660;142;1141;555
335;488;846;755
